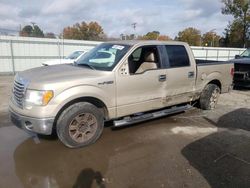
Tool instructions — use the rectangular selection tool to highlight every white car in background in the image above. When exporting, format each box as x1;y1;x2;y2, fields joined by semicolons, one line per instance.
42;51;86;66
89;50;115;65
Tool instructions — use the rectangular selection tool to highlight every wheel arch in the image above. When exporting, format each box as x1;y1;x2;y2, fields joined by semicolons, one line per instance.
207;79;222;92
53;97;109;129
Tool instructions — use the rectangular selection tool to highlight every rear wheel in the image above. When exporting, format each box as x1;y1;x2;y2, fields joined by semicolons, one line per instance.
56;102;104;148
199;84;220;110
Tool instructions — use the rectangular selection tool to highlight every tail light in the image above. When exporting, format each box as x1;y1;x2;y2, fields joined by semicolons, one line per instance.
230;67;234;77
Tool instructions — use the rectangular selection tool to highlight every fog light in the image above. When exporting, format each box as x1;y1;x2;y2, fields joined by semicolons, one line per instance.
25;121;33;130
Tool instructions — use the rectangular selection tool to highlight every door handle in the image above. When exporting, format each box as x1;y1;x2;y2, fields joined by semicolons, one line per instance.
188;71;195;78
159;74;166;82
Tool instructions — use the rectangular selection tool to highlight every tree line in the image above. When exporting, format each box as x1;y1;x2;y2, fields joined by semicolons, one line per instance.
19;0;250;48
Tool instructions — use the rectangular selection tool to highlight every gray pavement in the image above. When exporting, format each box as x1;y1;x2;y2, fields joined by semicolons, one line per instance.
0;75;250;188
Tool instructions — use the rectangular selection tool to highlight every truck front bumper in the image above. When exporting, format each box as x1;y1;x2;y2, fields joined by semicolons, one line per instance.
9;108;55;135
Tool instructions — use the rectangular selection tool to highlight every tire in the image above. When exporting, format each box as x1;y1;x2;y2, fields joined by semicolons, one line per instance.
199;84;221;110
56;102;104;148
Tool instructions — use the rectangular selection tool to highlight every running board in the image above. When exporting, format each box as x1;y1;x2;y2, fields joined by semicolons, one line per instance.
113;104;192;127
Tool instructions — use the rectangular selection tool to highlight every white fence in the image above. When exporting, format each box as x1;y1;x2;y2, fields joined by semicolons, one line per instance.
0;35;245;74
191;46;244;61
0;35;100;73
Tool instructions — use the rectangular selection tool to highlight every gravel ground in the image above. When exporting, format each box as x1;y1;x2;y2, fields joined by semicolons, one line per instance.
0;75;13;128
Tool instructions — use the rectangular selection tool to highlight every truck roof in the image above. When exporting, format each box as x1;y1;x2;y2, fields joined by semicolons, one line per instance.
106;40;188;46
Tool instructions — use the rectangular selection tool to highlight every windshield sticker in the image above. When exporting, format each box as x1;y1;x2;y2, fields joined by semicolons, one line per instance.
112;45;125;50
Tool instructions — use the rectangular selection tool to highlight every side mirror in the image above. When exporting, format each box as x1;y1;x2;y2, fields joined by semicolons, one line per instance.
235;55;240;59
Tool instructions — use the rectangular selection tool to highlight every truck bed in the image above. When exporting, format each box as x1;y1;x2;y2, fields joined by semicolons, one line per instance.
196;59;231;65
195;59;233;93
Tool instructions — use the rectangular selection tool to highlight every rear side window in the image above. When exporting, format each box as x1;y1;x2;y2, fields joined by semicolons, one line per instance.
165;45;190;68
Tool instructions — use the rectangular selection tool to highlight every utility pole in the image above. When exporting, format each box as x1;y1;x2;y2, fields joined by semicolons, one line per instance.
209;29;216;47
132;23;137;30
131;23;137;39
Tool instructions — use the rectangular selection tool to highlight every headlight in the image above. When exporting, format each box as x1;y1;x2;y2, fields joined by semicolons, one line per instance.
24;89;53;108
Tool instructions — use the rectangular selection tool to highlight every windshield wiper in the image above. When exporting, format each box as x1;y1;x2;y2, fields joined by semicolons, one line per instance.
75;62;95;70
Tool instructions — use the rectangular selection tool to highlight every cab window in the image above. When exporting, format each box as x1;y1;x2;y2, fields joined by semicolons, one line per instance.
165;45;190;68
128;46;160;74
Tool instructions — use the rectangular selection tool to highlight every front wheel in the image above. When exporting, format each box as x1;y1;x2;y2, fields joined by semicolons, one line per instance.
199;84;220;110
56;102;104;148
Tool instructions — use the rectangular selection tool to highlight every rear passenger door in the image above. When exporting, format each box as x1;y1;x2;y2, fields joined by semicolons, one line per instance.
163;45;196;106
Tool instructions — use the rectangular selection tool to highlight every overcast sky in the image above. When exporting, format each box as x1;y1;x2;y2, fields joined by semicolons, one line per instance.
0;0;232;38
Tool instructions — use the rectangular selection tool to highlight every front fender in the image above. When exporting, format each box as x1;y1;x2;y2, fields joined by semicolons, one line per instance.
49;85;115;117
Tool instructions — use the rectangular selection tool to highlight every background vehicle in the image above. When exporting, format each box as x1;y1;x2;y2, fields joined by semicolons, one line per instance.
89;50;115;65
42;51;86;66
232;49;250;88
9;41;233;148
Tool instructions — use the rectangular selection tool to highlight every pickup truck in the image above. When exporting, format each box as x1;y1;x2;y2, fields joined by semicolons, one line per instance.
232;48;250;88
9;41;234;148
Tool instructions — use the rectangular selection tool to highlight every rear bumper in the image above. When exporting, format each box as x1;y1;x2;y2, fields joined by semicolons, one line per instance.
234;80;250;88
9;108;55;135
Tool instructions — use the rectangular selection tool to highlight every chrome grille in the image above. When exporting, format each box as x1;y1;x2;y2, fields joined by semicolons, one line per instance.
13;80;25;108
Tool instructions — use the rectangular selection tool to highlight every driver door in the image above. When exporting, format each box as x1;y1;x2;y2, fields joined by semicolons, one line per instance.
115;45;167;117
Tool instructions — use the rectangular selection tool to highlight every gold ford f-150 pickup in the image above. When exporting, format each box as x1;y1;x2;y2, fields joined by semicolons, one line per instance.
9;41;234;148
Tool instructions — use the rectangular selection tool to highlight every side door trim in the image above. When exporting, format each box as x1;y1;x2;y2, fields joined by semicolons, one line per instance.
157;45;169;69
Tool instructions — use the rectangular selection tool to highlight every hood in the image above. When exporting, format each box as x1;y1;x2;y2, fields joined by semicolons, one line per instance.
42;59;73;66
229;58;250;64
18;64;108;86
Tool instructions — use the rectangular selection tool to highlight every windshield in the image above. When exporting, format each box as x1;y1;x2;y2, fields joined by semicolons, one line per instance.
240;49;250;58
66;51;84;59
76;43;131;71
